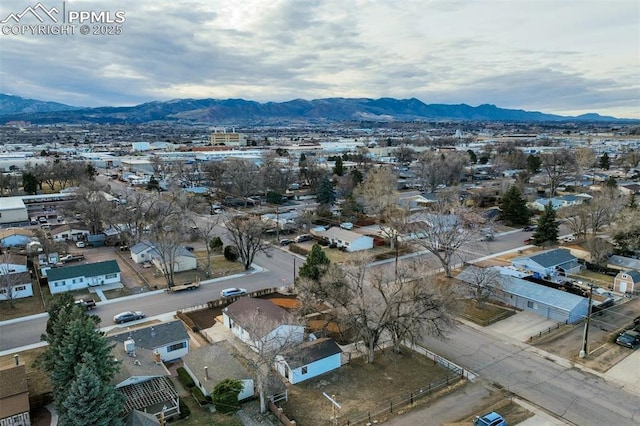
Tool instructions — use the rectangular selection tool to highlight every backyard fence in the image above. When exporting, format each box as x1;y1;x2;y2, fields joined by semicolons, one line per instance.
341;374;463;426
528;320;569;342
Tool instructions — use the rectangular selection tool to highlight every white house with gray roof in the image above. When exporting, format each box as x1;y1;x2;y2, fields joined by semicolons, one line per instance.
110;320;190;362
311;227;374;252
511;248;583;281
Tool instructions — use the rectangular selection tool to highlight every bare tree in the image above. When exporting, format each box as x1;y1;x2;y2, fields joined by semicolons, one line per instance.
392;146;416;166
574;147;596;182
410;201;483;278
457;265;501;309
189;216;221;276
229;306;304;413
540;149;577;196
354;167;399;216
0;248;29;308
66;181;114;235
224;159;261;206
260;152;295;194
225;216;271;270
584;236;613;266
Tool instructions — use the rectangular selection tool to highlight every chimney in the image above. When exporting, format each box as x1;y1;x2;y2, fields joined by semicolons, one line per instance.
204;366;209;380
153;350;161;364
14;354;19;366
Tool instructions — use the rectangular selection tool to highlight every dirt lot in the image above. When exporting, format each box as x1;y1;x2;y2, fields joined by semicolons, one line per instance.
281;348;459;426
531;297;640;372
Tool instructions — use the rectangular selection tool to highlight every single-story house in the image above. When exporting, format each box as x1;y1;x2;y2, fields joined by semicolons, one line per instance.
0;363;30;426
0;254;28;275
109;320;190;362
0;272;33;301
457;266;589;323
130;241;156;264
613;270;640;294
607;255;640;272
531;194;591;211
110;332;180;421
0;229;35;248
182;344;254;400
311;228;374;252
151;246;197;273
511;248;583;280
223;297;305;353
46;259;121;294
397;194;435;212
261;211;299;230
275;337;342;384
50;224;90;242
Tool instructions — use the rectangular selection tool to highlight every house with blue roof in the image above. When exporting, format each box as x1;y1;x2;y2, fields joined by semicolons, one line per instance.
531;194;591;211
511;248;583;280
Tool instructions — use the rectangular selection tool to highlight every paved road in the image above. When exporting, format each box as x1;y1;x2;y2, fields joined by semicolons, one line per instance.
418;322;640;425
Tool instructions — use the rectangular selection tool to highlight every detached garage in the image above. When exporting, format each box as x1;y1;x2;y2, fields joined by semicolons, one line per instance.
496;276;589;324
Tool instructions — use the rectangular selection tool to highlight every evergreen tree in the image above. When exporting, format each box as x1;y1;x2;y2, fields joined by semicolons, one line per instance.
60;354;124;426
333;157;344;176
22;172;38;195
526;155;542;174
350;169;363;186
316;176;334;205
499;185;531;226
298;243;331;281
605;176;617;188
467;149;477;164
212;379;243;414
49;319;120;415
532;202;559;246
599;153;610;170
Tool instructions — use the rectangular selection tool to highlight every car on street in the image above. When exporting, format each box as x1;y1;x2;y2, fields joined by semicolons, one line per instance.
113;311;145;324
280;239;294;246
523;225;537;232
524;238;533;244
220;287;248;298
294;234;312;243
473;411;507;426
75;241;86;248
616;330;640;349
340;222;354;230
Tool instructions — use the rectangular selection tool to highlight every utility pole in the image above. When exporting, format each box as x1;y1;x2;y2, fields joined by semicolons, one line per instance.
579;283;594;358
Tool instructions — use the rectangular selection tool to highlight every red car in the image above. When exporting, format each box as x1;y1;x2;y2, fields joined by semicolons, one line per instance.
524;238;533;244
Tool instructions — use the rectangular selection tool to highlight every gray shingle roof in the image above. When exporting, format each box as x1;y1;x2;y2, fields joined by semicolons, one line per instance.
182;342;252;385
110;320;189;349
283;338;342;369
502;276;587;312
525;249;577;268
224;297;292;326
130;241;155;255
46;259;120;281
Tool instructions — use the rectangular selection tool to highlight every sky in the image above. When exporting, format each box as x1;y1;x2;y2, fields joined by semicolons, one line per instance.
0;0;639;118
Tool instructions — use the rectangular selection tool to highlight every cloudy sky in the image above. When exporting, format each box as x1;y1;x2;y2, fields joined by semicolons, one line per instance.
1;0;638;118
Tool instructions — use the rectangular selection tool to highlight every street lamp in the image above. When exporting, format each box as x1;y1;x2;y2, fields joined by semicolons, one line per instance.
579;283;594;358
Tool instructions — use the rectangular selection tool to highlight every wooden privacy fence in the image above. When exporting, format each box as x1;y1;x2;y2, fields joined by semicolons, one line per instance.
269;400;296;426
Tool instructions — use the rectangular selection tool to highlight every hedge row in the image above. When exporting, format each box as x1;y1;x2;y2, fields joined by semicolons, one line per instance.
176;367;195;388
191;385;211;406
178;398;190;419
288;244;310;256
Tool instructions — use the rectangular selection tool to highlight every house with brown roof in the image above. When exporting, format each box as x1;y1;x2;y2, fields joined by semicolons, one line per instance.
0;363;30;426
222;297;305;353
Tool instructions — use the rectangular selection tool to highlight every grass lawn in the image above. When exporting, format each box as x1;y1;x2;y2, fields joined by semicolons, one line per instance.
281;348;459;426
0;282;48;321
571;270;615;288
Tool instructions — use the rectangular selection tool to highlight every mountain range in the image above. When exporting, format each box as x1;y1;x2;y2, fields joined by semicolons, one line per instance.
0;93;627;125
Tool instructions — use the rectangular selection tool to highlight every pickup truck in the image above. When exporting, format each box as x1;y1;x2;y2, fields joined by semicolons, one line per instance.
60;253;85;263
166;281;200;293
74;298;97;310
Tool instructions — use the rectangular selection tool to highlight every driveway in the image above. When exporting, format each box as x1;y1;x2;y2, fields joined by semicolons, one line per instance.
487;311;559;342
605;349;640;393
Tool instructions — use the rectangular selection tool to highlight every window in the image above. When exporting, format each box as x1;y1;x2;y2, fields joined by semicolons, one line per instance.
167;342;186;352
527;301;538;309
0;289;6;294
15;286;26;291
106;273;117;279
301;366;308;375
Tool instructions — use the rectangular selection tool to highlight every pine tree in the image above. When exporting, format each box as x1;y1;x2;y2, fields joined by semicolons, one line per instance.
499;185;531;226
599;153;610;170
212;379;243;414
532;202;559;246
60;354;124;426
298;243;331;281
316;176;334;205
333;157;344;176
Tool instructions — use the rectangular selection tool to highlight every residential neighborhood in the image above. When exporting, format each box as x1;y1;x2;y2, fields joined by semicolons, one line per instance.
1;119;640;426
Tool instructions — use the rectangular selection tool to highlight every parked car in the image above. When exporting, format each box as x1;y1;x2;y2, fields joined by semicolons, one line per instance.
221;287;247;298
524;238;533;244
523;225;537;232
340;222;354;230
75;241;87;248
113;311;145;324
294;234;312;243
474;412;507;426
280;239;294;246
616;330;640;349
